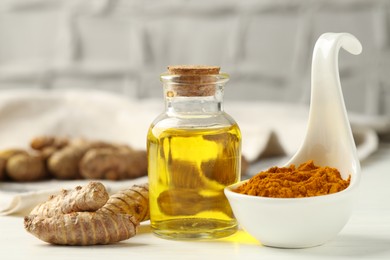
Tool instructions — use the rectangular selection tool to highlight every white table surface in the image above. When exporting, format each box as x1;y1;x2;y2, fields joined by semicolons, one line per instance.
1;143;390;260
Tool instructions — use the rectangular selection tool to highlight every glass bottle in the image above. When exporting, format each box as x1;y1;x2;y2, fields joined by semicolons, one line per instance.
147;65;241;240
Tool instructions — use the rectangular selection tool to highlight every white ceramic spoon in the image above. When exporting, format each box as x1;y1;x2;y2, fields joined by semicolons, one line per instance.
287;32;362;182
225;33;362;248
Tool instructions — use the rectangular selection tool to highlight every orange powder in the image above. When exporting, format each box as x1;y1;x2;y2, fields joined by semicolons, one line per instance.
234;160;350;198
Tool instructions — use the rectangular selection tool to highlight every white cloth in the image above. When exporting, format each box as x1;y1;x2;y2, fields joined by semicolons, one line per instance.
0;89;381;215
0;177;148;216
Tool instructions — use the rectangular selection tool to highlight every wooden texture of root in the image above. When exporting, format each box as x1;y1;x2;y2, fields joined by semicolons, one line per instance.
24;212;138;245
79;148;130;180
2;136;148;181
47;140;124;180
30;136;69;151
6;153;46;182
30;182;109;218
24;182;149;245
98;183;149;222
80;147;147;180
0;149;46;182
47;144;90;179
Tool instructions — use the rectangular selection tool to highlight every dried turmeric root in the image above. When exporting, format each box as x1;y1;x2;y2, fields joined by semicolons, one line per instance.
24;212;138;245
47;145;89;179
0;139;64;182
30;136;69;151
98;183;149;222
46;139;105;179
80;147;147;180
0;149;46;182
30;182;109;217
0;136;148;182
24;182;148;245
39;136;147;180
6;153;46;182
0;157;6;180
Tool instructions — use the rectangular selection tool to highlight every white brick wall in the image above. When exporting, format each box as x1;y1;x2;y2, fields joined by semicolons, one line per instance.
0;0;389;117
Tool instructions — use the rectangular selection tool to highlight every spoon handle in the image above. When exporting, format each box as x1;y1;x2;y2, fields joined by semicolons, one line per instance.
298;33;362;174
310;33;362;125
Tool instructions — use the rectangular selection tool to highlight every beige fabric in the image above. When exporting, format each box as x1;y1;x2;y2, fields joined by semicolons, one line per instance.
0;89;379;215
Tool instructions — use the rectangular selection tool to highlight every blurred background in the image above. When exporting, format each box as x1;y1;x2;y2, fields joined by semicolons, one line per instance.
1;0;390;213
0;0;389;132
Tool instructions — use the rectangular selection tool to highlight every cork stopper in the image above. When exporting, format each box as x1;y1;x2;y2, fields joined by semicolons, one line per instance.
167;65;220;75
165;65;221;97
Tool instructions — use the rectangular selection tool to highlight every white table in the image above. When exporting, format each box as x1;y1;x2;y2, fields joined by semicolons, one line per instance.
1;143;390;260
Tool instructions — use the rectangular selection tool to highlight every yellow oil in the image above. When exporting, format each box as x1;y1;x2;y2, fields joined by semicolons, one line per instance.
147;124;241;240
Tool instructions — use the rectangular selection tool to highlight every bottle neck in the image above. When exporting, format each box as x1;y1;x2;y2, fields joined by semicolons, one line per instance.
164;85;224;115
160;73;229;115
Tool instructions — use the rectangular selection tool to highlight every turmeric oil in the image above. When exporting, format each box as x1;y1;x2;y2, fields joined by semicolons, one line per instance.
147;124;241;239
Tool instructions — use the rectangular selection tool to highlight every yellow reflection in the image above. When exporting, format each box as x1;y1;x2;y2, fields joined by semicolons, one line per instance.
219;229;261;245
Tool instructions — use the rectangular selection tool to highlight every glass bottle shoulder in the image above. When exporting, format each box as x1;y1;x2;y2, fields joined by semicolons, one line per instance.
148;111;241;139
149;111;238;129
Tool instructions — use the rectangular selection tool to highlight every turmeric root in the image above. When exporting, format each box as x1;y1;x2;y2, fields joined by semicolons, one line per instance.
125;150;148;179
79;147;130;180
30;182;109;217
24;212;138;245
30;136;70;161
6;153;46;182
1;136;148;182
31;137;110;179
47;144;90;179
0;149;46;182
80;148;147;180
98;183;149;222
30;136;69;151
0;157;5;180
25;182;148;245
44;136;147;181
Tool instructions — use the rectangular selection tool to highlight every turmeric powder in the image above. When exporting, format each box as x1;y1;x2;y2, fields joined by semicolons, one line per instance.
235;160;350;198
